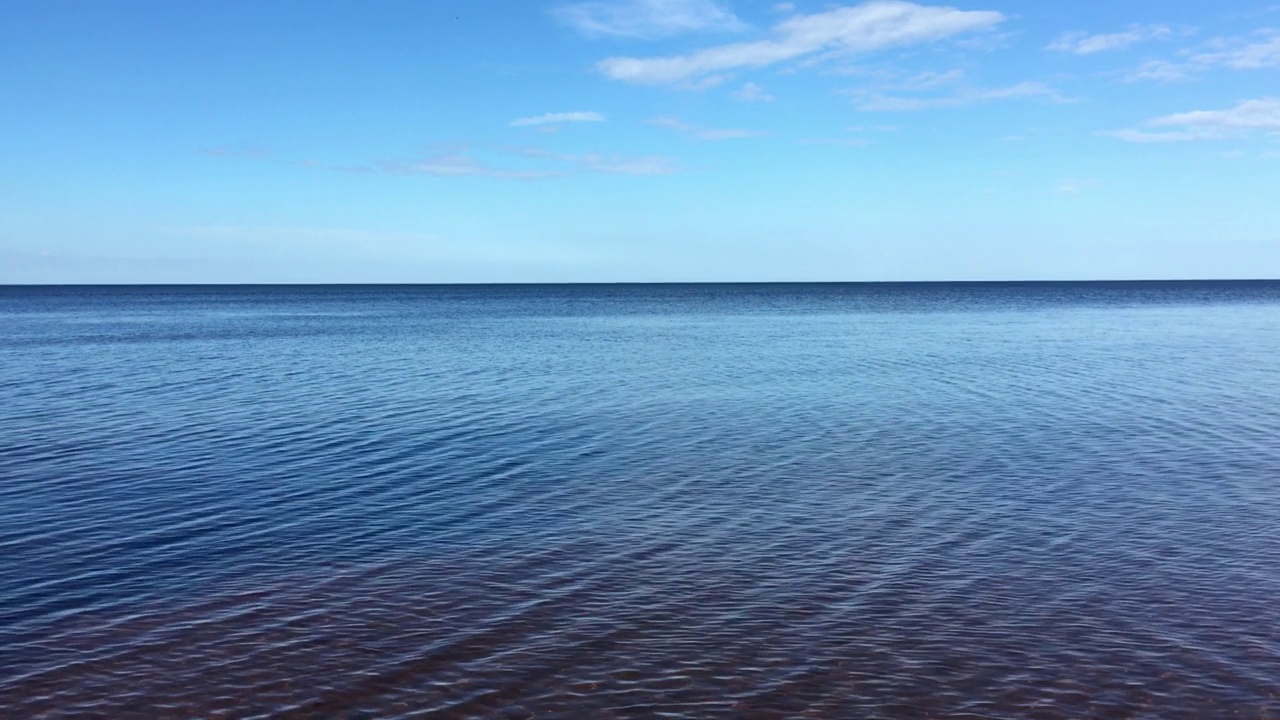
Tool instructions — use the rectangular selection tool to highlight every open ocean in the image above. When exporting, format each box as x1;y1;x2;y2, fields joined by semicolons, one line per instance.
2;281;1280;719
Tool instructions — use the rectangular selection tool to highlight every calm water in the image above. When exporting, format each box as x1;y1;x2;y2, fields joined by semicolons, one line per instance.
3;282;1280;719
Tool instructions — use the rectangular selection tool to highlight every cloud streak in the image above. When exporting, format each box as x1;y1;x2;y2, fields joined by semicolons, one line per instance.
356;153;559;179
1047;24;1171;54
167;225;404;246
1106;98;1280;142
1189;31;1280;69
552;0;744;39
732;81;774;102
517;147;681;175
573;154;679;175
856;81;1065;111
509;111;606;127
1154;98;1280;129
339;143;680;179
1124;31;1280;83
1123;59;1191;83
886;68;964;90
649;116;764;139
597;1;1004;85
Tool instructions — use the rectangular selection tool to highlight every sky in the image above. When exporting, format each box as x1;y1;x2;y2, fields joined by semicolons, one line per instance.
2;0;1279;283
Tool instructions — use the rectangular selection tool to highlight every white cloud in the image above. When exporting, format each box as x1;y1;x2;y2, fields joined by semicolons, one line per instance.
650;116;764;139
732;81;775;102
509;111;606;127
577;154;680;174
1047;24;1171;54
1104;129;1209;143
1107;98;1280;142
886;68;964;90
512;147;681;175
1123;31;1280;83
1151;98;1280;130
981;83;1061;100
857;81;1064;111
552;0;744;39
597;1;1004;85
1188;31;1280;69
357;153;560;179
1122;59;1191;83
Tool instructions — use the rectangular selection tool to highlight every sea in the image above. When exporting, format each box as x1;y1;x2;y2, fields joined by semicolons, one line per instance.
2;282;1279;719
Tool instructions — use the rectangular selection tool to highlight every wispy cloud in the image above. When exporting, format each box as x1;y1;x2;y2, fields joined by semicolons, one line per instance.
1106;98;1280;142
509;111;606;127
200;138;676;180
575;154;680;174
352;152;560;179
158;226;606;271
1105;129;1209;143
1154;98;1280;129
732;81;774;102
597;1;1004;85
1122;59;1192;83
1123;30;1280;82
515;147;680;174
1047;24;1171;54
166;225;402;246
1189;30;1280;69
343;144;679;179
856;81;1066;111
650;116;764;139
552;0;744;39
885;68;964;90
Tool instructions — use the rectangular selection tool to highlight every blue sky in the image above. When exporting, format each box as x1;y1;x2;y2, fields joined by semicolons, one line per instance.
2;0;1278;283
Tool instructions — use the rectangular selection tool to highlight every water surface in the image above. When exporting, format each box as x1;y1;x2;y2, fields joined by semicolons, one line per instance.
3;282;1280;718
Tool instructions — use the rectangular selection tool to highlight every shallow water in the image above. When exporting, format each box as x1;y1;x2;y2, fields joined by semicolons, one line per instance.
2;282;1280;719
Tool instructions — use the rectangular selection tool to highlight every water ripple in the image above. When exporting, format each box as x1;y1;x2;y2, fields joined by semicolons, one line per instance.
2;283;1280;718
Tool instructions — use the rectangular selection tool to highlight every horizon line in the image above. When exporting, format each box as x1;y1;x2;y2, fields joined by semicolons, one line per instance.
3;278;1280;288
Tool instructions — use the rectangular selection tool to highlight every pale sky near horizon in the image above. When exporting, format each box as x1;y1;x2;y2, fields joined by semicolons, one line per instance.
2;0;1279;283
